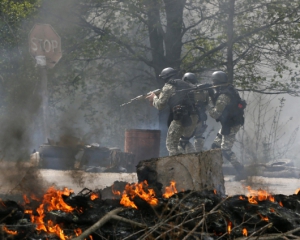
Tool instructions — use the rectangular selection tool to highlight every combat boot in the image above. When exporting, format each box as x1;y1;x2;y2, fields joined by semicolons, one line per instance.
221;150;247;181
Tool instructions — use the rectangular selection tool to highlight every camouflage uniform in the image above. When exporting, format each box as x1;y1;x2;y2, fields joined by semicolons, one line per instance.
177;118;207;154
153;83;199;156
207;93;244;172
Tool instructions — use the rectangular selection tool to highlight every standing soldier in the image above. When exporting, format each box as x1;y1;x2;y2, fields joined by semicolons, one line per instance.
146;68;199;156
179;72;209;153
206;71;247;180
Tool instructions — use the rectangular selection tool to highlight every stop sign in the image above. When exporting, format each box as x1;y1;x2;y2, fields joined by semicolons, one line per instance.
29;24;62;68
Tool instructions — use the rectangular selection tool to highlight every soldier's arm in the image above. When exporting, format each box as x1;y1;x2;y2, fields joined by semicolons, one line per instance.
153;84;175;110
207;94;231;119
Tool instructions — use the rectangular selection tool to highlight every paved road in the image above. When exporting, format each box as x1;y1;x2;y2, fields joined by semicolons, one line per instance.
0;168;300;198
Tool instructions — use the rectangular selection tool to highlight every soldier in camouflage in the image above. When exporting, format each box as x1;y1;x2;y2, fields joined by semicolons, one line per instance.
146;68;199;156
206;71;247;180
179;72;209;153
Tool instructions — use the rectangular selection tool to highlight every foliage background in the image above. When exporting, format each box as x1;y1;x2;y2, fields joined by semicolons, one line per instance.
1;0;300;164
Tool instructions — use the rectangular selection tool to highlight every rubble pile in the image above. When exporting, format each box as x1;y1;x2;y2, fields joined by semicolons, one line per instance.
1;182;300;240
38;135;135;172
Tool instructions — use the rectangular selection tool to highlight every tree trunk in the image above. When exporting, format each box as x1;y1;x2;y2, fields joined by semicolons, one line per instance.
145;0;167;80
164;0;186;70
226;0;235;83
136;149;225;196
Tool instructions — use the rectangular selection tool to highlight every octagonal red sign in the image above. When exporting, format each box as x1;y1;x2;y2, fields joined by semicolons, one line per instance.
29;23;62;68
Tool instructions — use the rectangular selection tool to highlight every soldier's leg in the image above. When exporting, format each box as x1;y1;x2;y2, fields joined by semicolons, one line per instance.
194;121;207;152
211;131;222;149
178;137;194;153
166;120;184;156
180;114;199;153
220;125;245;173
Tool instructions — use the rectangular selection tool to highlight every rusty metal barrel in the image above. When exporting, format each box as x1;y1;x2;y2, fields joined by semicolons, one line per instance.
124;129;161;171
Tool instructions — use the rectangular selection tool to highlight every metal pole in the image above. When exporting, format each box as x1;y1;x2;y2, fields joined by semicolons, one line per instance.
36;56;49;143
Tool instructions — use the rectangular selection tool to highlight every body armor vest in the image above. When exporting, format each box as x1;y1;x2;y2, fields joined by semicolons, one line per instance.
214;85;245;127
167;79;195;109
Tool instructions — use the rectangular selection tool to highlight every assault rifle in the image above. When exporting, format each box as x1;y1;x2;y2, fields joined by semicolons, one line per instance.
120;89;161;107
176;82;230;93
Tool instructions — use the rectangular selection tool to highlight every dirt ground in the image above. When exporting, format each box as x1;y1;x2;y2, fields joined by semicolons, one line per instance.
0;167;299;198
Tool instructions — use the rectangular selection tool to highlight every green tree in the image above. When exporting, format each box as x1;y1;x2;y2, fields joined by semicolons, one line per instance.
0;0;41;159
30;0;300;151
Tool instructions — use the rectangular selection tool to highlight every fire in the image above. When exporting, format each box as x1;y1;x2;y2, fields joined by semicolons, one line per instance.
112;185;121;195
242;228;248;236
90;193;99;200
0;199;6;207
295;188;300;194
227;221;232;234
23;194;30;204
47;220;66;240
3;226;17;235
258;213;269;222
270;208;275;212
279;201;283;207
114;181;181;209
245;186;274;204
120;193;137;209
75;228;82;236
214;189;217;194
248;196;258;204
239;195;245;200
117;181;158;209
24;209;33;214
163;181;178;198
268;195;275;202
24;186;75;240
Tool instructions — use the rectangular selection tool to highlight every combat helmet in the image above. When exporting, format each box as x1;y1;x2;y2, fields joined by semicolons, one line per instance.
211;71;228;85
159;67;177;81
182;72;198;84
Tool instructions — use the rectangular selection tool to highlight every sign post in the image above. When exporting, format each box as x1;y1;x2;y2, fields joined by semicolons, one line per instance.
29;24;62;142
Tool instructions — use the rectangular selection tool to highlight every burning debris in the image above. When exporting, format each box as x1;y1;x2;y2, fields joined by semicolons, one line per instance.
1;181;300;239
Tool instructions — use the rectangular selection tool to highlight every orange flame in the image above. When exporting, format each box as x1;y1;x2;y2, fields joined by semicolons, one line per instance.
24;209;33;214
227;221;232;234
47;220;66;240
89;235;93;240
214;189;217;194
279;201;283;207
3;226;17;235
295;188;300;194
120;192;137;209
163;181;178;199
30;194;40;202
270;208;275;212
268;195;275;202
25;186;75;240
112;185;121;196
242;228;248;236
90;193;99;200
23;194;30;204
0;199;6;207
75;228;82;236
258;213;269;222
245;186;274;204
239;195;245;200
119;181;158;209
